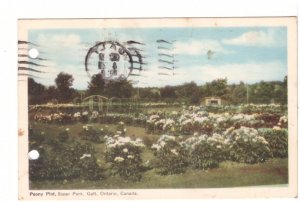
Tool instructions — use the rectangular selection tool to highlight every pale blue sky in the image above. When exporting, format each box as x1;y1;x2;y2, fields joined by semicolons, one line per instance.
28;26;287;89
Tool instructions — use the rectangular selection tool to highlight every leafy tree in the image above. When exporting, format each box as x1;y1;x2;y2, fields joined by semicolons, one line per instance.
45;85;57;102
282;76;288;104
230;82;247;104
104;79;133;98
87;73;105;96
203;78;228;98
175;82;200;104
54;72;75;103
139;88;161;101
160;86;177;101
249;81;273;103
28;78;46;104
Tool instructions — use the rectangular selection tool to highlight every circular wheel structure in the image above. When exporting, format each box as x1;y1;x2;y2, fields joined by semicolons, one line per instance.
85;40;135;81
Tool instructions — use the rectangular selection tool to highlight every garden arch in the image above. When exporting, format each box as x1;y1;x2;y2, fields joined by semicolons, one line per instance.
82;95;109;113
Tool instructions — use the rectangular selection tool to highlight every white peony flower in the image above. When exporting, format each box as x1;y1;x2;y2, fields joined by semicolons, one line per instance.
114;156;125;162
273;126;281;131
171;149;179;156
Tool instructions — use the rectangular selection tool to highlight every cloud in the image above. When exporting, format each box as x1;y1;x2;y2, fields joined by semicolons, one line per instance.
173;39;232;56
33;60;90;89
33;60;286;89
176;61;286;84
37;34;81;49
34;33;88;76
133;61;286;87
222;30;284;47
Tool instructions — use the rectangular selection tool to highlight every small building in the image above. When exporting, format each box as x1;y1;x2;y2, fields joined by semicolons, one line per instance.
204;97;222;106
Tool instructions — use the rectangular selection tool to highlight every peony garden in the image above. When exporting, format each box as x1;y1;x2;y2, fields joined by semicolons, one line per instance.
29;103;288;189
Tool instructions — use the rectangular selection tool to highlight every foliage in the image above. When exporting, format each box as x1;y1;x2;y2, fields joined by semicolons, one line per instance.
203;78;228;98
256;113;281;128
116;121;127;136
105;135;145;181
223;127;272;164
160;86;177;99
183;133;225;169
28;78;46;104
78;125;108;143
175;82;200;104
55;72;76;103
58;128;69;142
104;79;134;98
29;137;105;181
259;127;288;158
87;73;105;96
151;135;188;175
28;74;288;105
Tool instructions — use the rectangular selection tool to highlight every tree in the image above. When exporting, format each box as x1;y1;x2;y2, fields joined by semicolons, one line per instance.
250;81;273;103
28;78;46;104
175;82;200;104
55;72;74;90
87;73;105;96
104;79;134;98
203;78;228;98
54;72;75;103
139;88;161;101
160;86;177;101
45;85;57;102
230;82;247;104
282;76;288;104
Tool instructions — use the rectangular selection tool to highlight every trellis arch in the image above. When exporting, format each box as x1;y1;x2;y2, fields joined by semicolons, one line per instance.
82;95;109;112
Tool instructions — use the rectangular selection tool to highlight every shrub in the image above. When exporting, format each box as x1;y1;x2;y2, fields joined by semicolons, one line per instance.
76;155;105;180
58;128;70;142
151;135;188;175
78;125;107;143
28;126;45;146
146;114;160;133
90;111;99;122
81;111;89;123
182;133;225;169
277;115;288;128
29;141;105;181
223;127;272;164
105;135;145;181
259;127;288;158
256;113;281;128
116;121;126;136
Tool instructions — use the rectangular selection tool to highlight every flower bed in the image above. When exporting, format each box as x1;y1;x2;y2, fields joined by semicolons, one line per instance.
151;135;188;175
223;127;272;163
105;135;145;181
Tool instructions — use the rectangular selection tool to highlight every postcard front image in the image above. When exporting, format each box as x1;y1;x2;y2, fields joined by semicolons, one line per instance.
18;18;297;199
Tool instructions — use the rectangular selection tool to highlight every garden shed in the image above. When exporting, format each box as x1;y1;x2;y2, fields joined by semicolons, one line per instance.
204;97;222;106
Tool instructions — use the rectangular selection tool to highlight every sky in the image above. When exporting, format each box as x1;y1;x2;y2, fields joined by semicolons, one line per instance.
28;26;287;89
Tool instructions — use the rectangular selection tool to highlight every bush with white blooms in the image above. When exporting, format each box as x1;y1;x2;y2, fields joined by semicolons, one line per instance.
182;133;226;169
151;135;188;175
105;135;145;181
224;127;272;164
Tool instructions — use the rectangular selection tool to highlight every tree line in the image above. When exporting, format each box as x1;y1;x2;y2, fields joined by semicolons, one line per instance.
28;72;287;105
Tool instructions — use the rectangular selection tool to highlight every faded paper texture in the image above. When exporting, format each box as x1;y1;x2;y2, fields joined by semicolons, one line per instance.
18;17;297;200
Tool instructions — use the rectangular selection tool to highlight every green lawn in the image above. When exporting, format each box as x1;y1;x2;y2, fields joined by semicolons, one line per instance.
30;158;288;189
29;122;288;189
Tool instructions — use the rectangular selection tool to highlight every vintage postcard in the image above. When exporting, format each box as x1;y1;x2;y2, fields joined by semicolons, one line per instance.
18;18;297;199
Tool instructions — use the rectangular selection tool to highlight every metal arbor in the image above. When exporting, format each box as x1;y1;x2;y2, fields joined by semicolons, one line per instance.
82;95;109;113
